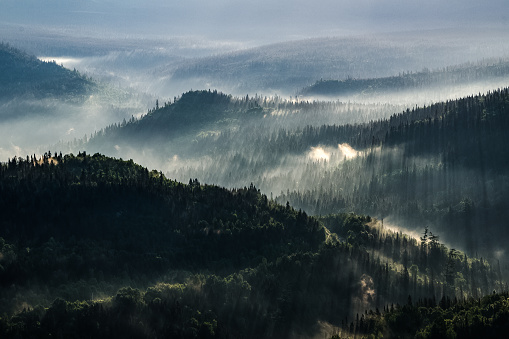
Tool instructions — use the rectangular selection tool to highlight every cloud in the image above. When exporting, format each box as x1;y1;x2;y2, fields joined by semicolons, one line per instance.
309;147;330;162
338;143;358;160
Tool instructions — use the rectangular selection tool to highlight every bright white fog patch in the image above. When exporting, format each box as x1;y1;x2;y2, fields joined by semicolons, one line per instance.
307;143;359;163
338;143;358;159
38;57;83;69
380;220;423;242
309;146;330;161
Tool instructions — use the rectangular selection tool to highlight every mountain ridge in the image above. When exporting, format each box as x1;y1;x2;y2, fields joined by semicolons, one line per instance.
300;59;509;98
0;42;96;101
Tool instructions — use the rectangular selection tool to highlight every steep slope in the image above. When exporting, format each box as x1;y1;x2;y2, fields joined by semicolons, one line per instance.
0;153;323;314
278;88;509;256
113;90;242;142
0;152;324;281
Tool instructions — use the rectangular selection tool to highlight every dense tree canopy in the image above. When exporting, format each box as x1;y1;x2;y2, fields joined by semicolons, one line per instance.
0;42;95;101
66;87;509;258
0;153;501;338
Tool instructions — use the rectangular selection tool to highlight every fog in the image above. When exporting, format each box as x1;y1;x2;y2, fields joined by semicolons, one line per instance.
2;0;509;99
2;0;509;332
301;77;509;107
2;0;508;43
0;90;152;161
46;31;509;100
73;91;509;266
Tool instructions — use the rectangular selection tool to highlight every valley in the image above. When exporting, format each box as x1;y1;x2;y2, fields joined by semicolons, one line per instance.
1;4;509;336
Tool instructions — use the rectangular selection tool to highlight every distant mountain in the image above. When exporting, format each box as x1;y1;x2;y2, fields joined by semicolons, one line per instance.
300;60;509;98
80;90;254;157
0;153;499;338
0;43;151;160
164;30;509;95
0;42;96;101
168;36;424;95
125;90;241;137
76;89;402;160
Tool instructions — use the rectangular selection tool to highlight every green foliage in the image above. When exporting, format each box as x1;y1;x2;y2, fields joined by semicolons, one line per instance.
81;87;509;261
0;42;96;101
340;292;509;339
276;88;509;256
80;88;400;157
0;152;324;315
0;154;503;338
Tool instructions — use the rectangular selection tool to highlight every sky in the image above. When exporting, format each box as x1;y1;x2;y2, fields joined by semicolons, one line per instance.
1;0;508;44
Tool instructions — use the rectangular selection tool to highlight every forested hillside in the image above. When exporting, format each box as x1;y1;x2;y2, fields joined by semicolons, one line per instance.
3;1;509;338
0;43;151;161
164;30;509;96
67;87;509;262
0;154;499;338
278;88;509;257
334;292;509;338
301;59;509;98
65;89;402;156
0;152;323;310
0;42;95;101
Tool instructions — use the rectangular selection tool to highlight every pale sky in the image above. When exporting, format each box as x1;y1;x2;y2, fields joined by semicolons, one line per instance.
1;0;507;43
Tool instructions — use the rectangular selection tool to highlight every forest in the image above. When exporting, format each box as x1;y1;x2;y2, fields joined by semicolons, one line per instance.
0;153;505;338
1;11;509;337
166;31;509;96
335;292;509;338
60;87;509;263
0;42;96;101
300;59;509;98
0;43;151;161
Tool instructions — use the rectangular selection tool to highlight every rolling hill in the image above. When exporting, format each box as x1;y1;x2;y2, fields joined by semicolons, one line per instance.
0;42;95;102
65;87;509;264
0;153;499;338
300;59;509;98
164;29;509;96
0;43;151;160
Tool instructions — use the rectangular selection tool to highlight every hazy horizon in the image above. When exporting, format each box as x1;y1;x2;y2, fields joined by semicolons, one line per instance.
2;2;509;335
1;0;508;46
